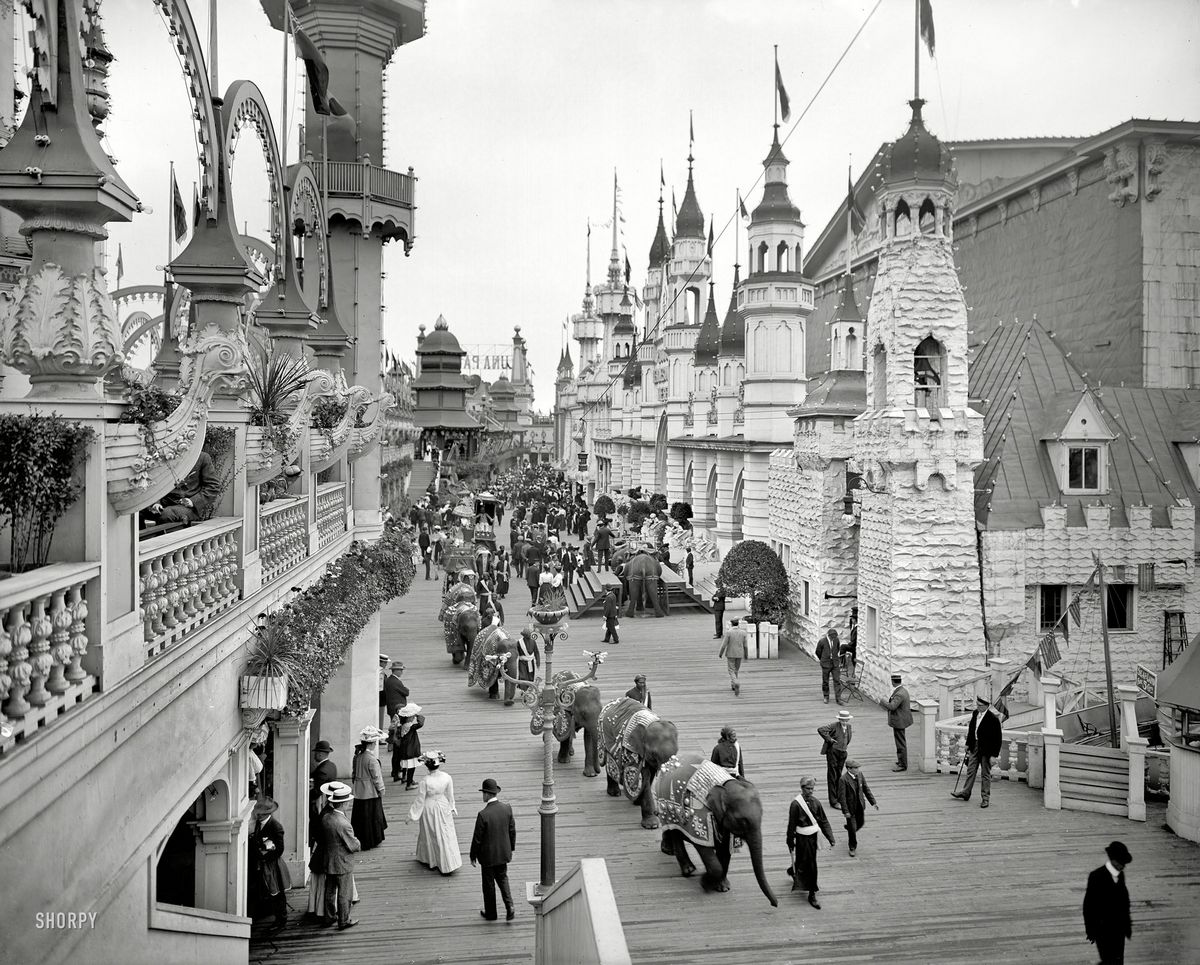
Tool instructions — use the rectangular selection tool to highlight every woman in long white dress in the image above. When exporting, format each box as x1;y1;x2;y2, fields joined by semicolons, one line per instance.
406;751;463;874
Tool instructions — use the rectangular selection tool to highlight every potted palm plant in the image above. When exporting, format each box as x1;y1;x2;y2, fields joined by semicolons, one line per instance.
244;342;309;479
240;619;296;710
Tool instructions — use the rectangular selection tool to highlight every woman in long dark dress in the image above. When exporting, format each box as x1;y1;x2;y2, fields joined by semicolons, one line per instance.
350;726;388;850
392;704;425;789
248;798;292;928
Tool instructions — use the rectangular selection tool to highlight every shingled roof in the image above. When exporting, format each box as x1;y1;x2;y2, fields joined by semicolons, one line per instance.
969;317;1200;536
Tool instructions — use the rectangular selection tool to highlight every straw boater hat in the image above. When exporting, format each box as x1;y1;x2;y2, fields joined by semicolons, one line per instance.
321;781;353;805
398;703;422;718
837;709;853;722
379;653;391;666
420;750;446;766
359;725;388;744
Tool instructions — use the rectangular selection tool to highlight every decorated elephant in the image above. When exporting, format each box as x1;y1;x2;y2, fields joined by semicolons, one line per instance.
440;570;477;610
555;681;603;777
624;551;668;618
597;696;678;828
469;622;540;704
653;753;777;906
442;602;480;665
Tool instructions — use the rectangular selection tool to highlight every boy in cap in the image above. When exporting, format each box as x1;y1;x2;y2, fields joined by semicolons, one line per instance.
951;696;1003;807
786;775;835;909
884;672;913;771
836;760;878;856
1083;841;1133;964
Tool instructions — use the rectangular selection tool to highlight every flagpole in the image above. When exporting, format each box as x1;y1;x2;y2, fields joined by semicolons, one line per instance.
914;0;920;100
773;45;778;131
209;0;218;92
167;160;174;267
1094;553;1120;748
846;160;853;279
280;2;291;167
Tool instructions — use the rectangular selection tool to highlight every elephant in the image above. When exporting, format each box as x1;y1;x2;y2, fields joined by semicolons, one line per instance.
597;696;678;828
624;552;669;618
442;602;480;665
440;572;477;610
468;623;540;704
653;753;778;907
554;681;603;778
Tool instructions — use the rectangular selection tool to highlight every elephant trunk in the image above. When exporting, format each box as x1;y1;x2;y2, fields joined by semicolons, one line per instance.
745;829;778;907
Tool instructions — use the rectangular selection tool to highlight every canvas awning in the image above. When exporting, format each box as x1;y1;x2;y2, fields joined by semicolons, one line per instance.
1156;634;1200;711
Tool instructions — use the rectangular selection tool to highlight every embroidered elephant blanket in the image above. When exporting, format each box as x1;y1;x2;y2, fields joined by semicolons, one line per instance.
654;755;733;849
600;697;658;755
467;624;507;688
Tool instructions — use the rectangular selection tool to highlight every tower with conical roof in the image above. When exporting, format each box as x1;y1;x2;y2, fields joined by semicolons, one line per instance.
851;97;985;697
571;222;603;375
736;125;814;542
691;281;721;429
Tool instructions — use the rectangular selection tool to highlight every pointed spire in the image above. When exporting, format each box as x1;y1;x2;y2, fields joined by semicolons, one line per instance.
583;219;594;312
719;263;745;357
608;168;622;285
694;280;722;366
676;122;705;239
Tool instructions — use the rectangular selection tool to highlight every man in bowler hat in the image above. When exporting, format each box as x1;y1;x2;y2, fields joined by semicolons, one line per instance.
1083;841;1133;964
884;672;914;771
470;778;517;922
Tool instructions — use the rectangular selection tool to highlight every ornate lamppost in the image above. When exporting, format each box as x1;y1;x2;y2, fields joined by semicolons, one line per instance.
488;623;605;892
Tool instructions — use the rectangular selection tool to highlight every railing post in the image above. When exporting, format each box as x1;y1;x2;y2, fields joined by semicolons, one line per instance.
1040;676;1062;810
271;708;316;884
988;657;1013;703
937;674;956;720
1116;683;1147;821
914;698;938;773
1116;683;1139;752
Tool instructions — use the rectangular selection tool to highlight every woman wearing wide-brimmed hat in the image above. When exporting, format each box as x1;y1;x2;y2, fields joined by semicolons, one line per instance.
391;703;425;789
351;725;389;850
248;798;292;928
407;750;462;874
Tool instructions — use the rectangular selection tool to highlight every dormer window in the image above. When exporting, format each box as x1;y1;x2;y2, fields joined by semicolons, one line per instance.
1050;392;1115;495
1067;446;1100;491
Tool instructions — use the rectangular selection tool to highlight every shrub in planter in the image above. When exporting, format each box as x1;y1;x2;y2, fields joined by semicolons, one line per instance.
626;499;652;531
669;501;693;529
593;494;615;519
120;383;183;457
246;343;308;455
717;539;789;625
649;493;667;513
0;414;94;572
310;396;348;438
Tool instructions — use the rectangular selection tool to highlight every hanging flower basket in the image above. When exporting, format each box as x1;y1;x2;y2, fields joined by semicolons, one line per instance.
240;673;289;711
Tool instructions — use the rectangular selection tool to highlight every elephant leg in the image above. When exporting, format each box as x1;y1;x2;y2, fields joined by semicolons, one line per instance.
639;770;660;829
625;587;636;618
606;770;620;797
697;845;730;893
487;679;499;699
651;580;667;617
504;677;515;706
557;734;572;765
715;832;732;879
662;830;696;877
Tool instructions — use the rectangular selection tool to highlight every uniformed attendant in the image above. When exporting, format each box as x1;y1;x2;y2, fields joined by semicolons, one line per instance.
786;775;835;909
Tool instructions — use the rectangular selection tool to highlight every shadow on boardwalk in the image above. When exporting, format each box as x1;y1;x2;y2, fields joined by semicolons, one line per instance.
252;575;1200;965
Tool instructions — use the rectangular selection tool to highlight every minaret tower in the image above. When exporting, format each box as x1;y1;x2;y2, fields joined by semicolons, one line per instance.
737;124;813;541
572;223;603;373
510;325;534;425
851;97;985;697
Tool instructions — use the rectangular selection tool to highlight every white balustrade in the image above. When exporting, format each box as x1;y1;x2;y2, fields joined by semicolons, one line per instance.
316;482;348;549
139;521;243;661
933;718;1029;784
260;497;309;585
0;562;100;753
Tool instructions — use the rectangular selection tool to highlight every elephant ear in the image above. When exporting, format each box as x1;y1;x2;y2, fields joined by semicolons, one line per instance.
627;721;646;758
707;784;728;826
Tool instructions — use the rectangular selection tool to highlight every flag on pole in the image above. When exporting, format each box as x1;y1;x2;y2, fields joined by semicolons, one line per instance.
689;110;694;151
707;217;714;258
919;0;936;57
672;188;678;224
847;171;866;235
1138;563;1155;592
115;245;124;286
738;191;748;221
1067;594;1081;628
624;249;631;286
660;161;665;190
775;59;791;123
286;7;347;116
192;183;201;227
1040;631;1061;668
171;171;188;244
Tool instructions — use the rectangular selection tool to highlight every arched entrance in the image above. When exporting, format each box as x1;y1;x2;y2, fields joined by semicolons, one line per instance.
706;463;718;520
683;460;693;503
654;413;668;492
732;469;744;538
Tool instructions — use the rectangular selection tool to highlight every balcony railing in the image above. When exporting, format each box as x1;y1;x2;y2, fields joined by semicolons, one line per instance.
1;562;100;755
933;719;1030;783
316;482;348;549
139;520;243;661
313;160;415;208
260;497;309;585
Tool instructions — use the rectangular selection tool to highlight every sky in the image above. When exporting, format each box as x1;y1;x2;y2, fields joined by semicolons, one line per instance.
67;0;1200;407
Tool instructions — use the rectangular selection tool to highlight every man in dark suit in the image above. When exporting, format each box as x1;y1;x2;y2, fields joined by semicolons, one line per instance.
625;674;651;709
383;661;409;719
1083;841;1133;964
418;526;432;580
312;782;361;930
685;546;695;586
817;710;853;810
712;588;726;639
602;590;620;644
951;696;1003;808
884;672;914;771
470;778;516;922
815;629;844;705
562;545;577;587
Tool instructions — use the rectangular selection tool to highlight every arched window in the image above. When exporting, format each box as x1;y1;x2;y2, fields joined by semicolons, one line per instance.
736;362;745;383
872;343;888;407
722;362;731;386
776;241;790;272
687;286;701;327
795;243;803;271
845;328;859;370
757;241;769;273
752;324;768;372
671;358;681;395
914;335;946;408
918;197;936;234
894;199;912;236
776;324;793;374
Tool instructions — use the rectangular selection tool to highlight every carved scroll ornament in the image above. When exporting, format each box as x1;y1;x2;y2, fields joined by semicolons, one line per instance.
348;392;397;461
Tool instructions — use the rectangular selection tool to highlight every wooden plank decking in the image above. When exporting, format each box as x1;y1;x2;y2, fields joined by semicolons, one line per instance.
251;576;1200;965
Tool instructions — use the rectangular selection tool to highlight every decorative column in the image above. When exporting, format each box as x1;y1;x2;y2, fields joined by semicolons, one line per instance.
1040;676;1063;810
1117;684;1147;821
271;709;316;884
690;451;712;526
914;698;938;773
713;450;738;549
666;447;686;502
321;613;382;779
988;657;1013;702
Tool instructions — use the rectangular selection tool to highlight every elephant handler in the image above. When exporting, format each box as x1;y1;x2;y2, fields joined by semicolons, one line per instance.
786;775;835;909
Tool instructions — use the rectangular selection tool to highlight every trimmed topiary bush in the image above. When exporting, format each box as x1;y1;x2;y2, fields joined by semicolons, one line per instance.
593;494;615;518
626;499;652;531
716;539;789;625
669;501;693;529
649;492;667;512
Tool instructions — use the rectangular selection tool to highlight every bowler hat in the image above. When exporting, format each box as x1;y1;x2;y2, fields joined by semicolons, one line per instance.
480;778;502;794
1105;841;1133;864
313;739;333;753
252;797;279;817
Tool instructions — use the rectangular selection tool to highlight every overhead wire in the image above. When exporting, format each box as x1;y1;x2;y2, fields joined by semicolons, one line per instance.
574;0;886;423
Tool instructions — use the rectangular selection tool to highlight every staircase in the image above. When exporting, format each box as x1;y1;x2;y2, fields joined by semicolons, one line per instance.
1060;743;1130;817
660;567;713;613
565;570;607;618
407;459;436;499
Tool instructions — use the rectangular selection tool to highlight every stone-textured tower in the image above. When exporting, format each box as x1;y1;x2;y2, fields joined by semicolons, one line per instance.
852;98;986;697
738;128;813;541
293;0;426;760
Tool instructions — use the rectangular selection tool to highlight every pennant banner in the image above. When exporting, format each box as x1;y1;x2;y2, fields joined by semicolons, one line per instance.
171;172;188;244
919;0;936;57
775;60;791;123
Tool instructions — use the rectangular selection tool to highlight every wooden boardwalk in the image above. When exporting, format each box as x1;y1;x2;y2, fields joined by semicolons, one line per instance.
251;574;1200;965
